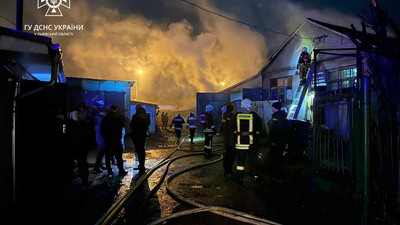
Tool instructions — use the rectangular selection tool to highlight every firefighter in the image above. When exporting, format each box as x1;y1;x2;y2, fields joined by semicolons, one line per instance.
202;105;215;157
186;112;197;144
268;102;290;177
222;104;236;178
170;113;185;144
234;99;262;183
297;47;311;85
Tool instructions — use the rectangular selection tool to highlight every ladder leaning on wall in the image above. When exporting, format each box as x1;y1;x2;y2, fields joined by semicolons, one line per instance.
287;63;314;120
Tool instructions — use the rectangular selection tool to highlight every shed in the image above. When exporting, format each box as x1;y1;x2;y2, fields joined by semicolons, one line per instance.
66;77;134;122
130;100;159;133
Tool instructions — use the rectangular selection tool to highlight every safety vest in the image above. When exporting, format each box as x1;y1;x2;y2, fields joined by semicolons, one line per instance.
235;113;253;151
187;116;197;128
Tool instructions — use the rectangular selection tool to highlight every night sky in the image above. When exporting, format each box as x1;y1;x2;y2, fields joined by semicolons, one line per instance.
0;0;399;108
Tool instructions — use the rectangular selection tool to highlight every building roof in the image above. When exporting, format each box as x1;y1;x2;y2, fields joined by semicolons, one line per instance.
0;26;66;82
308;18;400;49
219;17;400;94
219;22;305;93
66;76;135;83
131;100;159;107
0;26;52;45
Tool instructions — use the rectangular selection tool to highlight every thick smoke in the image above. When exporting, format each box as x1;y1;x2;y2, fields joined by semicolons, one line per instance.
0;0;367;109
62;2;267;109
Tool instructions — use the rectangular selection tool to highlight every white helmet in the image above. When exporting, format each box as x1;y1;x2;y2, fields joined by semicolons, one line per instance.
241;98;253;111
206;105;213;113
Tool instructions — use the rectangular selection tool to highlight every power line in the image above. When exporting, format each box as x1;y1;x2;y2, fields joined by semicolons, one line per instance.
0;14;16;26
179;0;292;37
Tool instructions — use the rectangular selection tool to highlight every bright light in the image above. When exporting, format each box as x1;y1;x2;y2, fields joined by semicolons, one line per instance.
221;80;226;86
138;69;143;74
31;73;51;81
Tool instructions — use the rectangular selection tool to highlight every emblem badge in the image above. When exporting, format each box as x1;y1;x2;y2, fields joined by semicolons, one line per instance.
37;0;71;16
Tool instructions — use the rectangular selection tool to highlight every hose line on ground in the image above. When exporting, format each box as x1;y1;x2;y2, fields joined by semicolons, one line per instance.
148;154;281;225
95;136;189;225
96;134;279;225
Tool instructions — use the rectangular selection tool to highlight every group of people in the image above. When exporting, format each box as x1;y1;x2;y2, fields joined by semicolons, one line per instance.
221;99;290;182
165;98;290;181
67;97;290;187
66;104;150;188
169;111;198;144
160;112;169;130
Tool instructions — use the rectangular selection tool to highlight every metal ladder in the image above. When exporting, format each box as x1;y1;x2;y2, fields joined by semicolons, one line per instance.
287;63;314;119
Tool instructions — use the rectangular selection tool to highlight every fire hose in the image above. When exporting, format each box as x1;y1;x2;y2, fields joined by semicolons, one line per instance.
96;135;280;225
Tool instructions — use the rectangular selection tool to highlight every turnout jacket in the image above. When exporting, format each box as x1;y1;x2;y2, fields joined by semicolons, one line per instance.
203;112;215;133
222;110;235;148
187;115;197;128
170;115;185;130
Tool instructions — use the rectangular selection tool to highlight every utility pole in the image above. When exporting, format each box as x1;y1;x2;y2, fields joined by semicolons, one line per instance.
16;0;23;31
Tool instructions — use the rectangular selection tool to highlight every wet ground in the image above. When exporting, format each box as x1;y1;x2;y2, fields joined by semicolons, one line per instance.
9;128;353;225
111;130;316;225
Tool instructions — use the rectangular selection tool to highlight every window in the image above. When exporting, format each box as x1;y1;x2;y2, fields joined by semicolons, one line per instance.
270;79;278;100
286;77;293;100
278;78;284;101
327;68;357;91
270;77;293;101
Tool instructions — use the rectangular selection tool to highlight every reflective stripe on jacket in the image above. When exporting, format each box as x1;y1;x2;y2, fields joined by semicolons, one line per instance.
187;116;197;128
171;116;185;129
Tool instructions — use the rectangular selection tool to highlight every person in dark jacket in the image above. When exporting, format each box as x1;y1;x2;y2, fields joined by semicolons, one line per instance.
222;104;236;177
94;110;106;172
164;113;169;130
297;47;311;84
268;102;290;177
170;113;185;144
203;105;215;157
100;105;127;176
186;112;197;144
160;112;165;130
130;105;150;174
66;109;92;187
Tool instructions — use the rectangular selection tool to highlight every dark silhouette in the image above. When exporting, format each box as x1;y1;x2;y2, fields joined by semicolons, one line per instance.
222;105;236;177
66;109;92;187
94;110;107;172
130;105;150;174
170;113;185;144
268;102;290;177
203;105;215;157
186;112;197;144
297;47;311;84
100;105;127;176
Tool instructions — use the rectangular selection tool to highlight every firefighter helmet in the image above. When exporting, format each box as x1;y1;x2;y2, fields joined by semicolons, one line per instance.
206;105;213;113
241;98;253;111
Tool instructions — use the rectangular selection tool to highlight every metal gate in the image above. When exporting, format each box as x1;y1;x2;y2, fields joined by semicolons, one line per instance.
313;93;355;189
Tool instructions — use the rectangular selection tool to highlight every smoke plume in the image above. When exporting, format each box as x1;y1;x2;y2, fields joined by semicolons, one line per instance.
0;0;365;109
58;1;267;109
